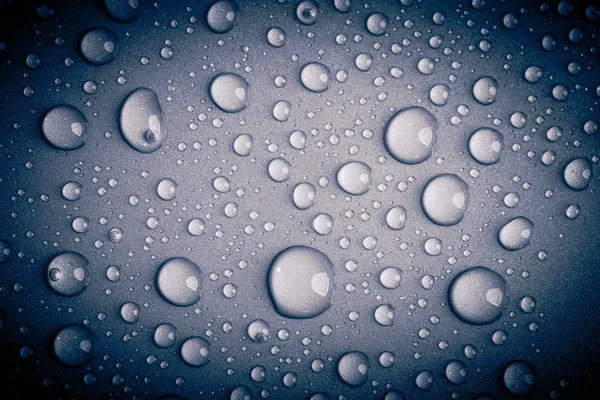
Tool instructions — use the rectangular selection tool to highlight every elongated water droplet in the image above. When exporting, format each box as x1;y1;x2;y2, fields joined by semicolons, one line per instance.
119;87;165;153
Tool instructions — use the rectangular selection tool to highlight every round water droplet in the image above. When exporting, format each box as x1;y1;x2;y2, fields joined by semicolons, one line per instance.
519;296;536;314
223;282;237;298
374;304;394;326
46;251;90;297
180;336;210;367
498;217;534;251
336;161;371;195
119;87;166;153
104;0;139;23
41;105;87;151
120;302;140;323
417;57;435;75
230;386;252;400
268;158;291;182
503;360;536;396
25;53;42;70
154;323;177;348
247;319;270;342
379;267;402;289
300;62;331;93
445;360;468;385
383;391;406;400
0;239;14;264
429;84;450;106
267;27;286;47
61;181;82;201
79;28;119;65
334;0;351;13
71;216;89;233
289;130;306;149
468;128;504;165
273;100;291;121
106;265;121;282
448;266;507;325
385;206;407;230
337;351;370;387
384;106;437;164
524;65;543;83
563;158;592;191
292;182;316;210
206;0;238;33
157;178;177;200
156;257;203;307
472;76;498;105
565;204;580;220
415;370;434;390
213;176;231;193
268;246;334;319
209;73;248;113
366;12;388;36
312;213;333;235
355;53;373;71
424;237;442;256
187;218;206;236
53;324;96;367
296;0;319;25
421;174;469;226
233;133;253;156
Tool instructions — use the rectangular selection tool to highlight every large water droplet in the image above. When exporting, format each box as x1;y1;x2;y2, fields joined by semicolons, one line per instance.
337;351;370;387
103;0;139;23
448;266;507;325
445;360;468;385
421;174;469;226
267;27;286;47
267;158;291;182
180;336;210;367
336;161;371;195
468;128;504;165
247;319;270;342
366;12;388;36
79;28;119;65
498;217;534;251
119;87;165;153
472;76;498;105
300;62;331;93
563;158;592;191
156;257;203;307
296;0;319;25
209;73;249;113
268;246;334;319
206;0;238;33
41;105;87;151
292;182;316;210
46;251;90;297
53;324;96;367
384;106;437;164
503;360;536;396
154;323;177;348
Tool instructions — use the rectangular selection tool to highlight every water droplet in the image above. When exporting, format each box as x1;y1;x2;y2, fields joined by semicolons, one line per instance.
119;87;166;153
424;237;442;256
415;370;434;390
312;213;333;235
448;266;507;325
336;161;371;195
267;27;286;47
157;178;177;200
355;53;373;71
337;351;370;387
47;251;90;297
247;319;270;342
421;174;469;226
53;324;96;367
267;158;291;182
104;0;139;23
156;257;203;307
472;76;498;105
268;246;334;319
498;217;534;251
300;62;331;93
379;266;402;289
429;84;450;106
180;336;210;367
296;0;319;25
384;107;437;164
209;73;249;113
503;360;536;396
120;302;140;323
272;100;291;121
292;182;316;210
366;12;388;36
233;133;253;156
41;105;87;151
154;323;177;348
524;65;543;83
374;304;395;326
468;128;504;165
385;206;407;230
519;296;536;314
563;158;591;191
79;28;119;65
445;360;468;385
206;0;238;33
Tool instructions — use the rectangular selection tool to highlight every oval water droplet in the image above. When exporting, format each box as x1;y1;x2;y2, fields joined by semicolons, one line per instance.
119;87;165;153
384;106;437;164
79;28;119;65
233;133;253;156
337;351;370;387
209;73;249;113
498;217;534;251
448;266;507;325
156;257;203;307
41;105;87;151
503;360;536;396
268;246;334;319
300;62;331;93
0;239;15;264
421;174;469;226
336;161;371;195
292;182;316;210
